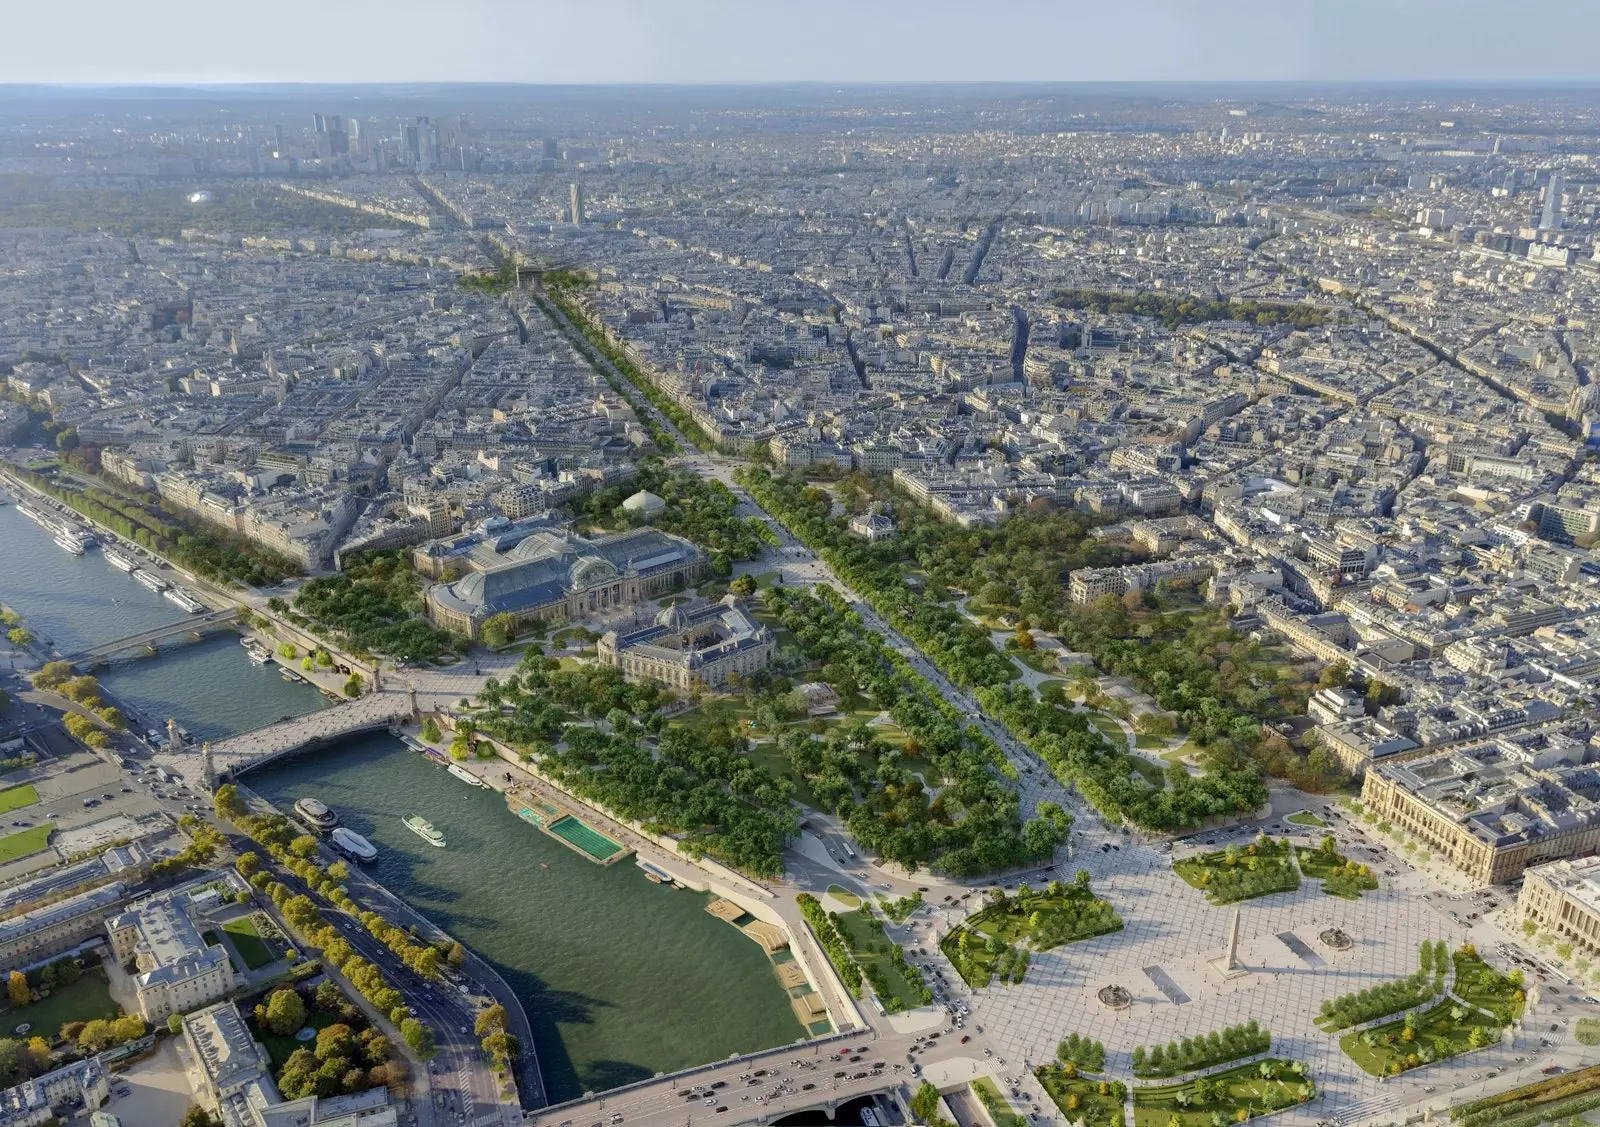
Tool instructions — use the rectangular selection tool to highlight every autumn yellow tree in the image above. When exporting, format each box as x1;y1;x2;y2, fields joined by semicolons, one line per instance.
7;970;29;1009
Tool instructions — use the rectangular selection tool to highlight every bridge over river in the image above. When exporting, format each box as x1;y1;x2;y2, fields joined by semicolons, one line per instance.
67;606;241;664
154;691;414;786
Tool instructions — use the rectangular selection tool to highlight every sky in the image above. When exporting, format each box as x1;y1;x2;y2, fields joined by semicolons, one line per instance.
7;0;1600;86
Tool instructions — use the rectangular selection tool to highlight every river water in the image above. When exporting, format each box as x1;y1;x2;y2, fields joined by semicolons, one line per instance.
0;496;804;1100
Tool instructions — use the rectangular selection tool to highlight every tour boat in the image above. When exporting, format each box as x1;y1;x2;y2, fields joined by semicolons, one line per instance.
103;548;138;572
403;815;446;847
331;827;378;863
245;643;272;666
133;569;168;593
446;763;488;788
637;859;677;886
16;503;46;525
163;588;205;613
54;531;87;555
293;797;340;832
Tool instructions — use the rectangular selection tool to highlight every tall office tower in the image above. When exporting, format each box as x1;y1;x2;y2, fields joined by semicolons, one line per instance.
312;112;326;133
543;137;560;160
1541;173;1566;231
570;183;584;226
272;123;285;155
403;123;421;166
327;114;341;134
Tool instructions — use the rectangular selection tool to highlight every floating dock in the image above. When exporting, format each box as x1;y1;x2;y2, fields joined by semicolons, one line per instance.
507;790;631;865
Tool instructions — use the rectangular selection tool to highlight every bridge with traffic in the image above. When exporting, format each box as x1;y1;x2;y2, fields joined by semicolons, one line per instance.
154;690;415;786
66;606;241;664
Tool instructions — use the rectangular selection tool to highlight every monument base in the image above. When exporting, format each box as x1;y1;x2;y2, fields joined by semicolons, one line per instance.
1207;957;1250;981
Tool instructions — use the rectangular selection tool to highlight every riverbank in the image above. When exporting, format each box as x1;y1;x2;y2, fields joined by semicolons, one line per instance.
247;731;813;1101
407;722;867;1041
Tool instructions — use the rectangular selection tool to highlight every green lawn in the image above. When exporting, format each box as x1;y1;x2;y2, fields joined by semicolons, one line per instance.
1576;1018;1599;1046
223;916;279;970
1084;710;1128;747
0;785;39;815
753;571;782;589
1036;1066;1125;1127
1161;740;1202;766
1134;733;1167;749
833;909;925;1012
1296;845;1379;899
825;885;862;908
1127;755;1166;789
2;969;118;1042
0;825;53;864
1340;998;1503;1077
1286;810;1327;827
1132;1060;1315;1127
1174;839;1300;905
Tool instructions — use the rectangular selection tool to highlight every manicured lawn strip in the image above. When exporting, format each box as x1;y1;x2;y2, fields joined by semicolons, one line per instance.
825;885;862;908
833;908;927;1012
1128;755;1167;789
1131;1060;1315;1127
1085;710;1127;747
1453;951;1526;1020
1173;837;1300;905
0;785;40;814
223;916;278;970
3;969;118;1042
973;1076;1028;1127
1577;1018;1599;1047
1286;811;1327;827
1451;1063;1600;1127
0;825;53;864
1340;999;1503;1077
1036;1066;1126;1127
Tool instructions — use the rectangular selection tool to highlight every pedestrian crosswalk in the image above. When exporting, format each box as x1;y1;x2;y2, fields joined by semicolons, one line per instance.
1333;1090;1404;1126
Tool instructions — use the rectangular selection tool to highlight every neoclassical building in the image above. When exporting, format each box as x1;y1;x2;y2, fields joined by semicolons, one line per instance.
599;597;775;691
425;527;705;639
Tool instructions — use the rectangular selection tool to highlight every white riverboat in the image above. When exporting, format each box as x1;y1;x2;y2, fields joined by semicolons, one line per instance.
331;827;378;863
103;548;138;572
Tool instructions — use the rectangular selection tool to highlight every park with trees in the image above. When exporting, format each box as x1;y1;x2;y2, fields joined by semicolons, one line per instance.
940;876;1122;989
1131;1058;1314;1127
1174;836;1300;905
1036;1056;1125;1127
1317;940;1449;1031
287;549;455;663
1296;835;1379;899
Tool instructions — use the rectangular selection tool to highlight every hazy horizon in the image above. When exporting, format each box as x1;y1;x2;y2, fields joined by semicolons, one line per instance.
8;0;1600;87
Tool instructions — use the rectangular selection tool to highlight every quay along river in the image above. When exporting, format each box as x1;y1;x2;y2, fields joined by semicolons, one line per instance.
0;497;805;1100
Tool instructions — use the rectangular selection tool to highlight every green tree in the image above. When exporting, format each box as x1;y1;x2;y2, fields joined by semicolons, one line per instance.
256;988;307;1037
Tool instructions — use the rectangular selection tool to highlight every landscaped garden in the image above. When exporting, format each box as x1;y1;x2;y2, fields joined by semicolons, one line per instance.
1317;940;1448;1031
1296;836;1378;900
1286;810;1327;828
941;877;1122;988
1;963;119;1043
1174;835;1300;905
1131;1021;1270;1079
1131;1059;1315;1127
1452;948;1526;1020
832;908;932;1012
1036;1063;1126;1127
1340;998;1504;1077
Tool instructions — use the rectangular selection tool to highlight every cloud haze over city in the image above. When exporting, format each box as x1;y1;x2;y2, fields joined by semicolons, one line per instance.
9;0;1600;85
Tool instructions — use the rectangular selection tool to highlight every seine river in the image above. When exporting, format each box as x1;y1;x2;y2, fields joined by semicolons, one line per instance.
0;497;804;1100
